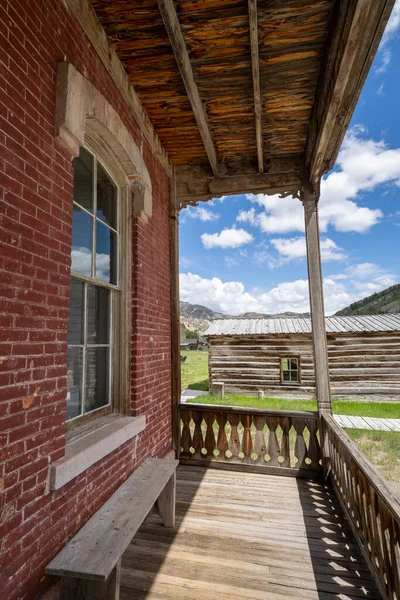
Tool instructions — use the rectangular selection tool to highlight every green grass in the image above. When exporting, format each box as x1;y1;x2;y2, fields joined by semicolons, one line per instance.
345;429;400;496
187;393;400;418
181;350;209;391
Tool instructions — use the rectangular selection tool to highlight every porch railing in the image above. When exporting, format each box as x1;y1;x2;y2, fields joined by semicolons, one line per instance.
323;413;400;600
179;403;323;477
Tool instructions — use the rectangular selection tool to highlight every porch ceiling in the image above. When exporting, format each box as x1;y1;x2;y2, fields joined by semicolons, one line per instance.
89;0;394;204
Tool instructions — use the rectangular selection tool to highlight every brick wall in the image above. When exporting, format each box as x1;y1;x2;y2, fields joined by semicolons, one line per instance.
0;1;172;597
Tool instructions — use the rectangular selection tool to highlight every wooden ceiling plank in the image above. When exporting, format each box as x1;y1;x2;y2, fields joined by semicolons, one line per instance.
157;0;220;176
306;0;395;186
248;0;263;174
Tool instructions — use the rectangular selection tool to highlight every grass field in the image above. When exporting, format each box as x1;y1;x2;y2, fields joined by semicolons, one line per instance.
345;429;400;495
181;350;209;391
181;350;400;418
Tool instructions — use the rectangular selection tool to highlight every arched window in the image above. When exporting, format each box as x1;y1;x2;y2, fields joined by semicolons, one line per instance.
66;146;122;422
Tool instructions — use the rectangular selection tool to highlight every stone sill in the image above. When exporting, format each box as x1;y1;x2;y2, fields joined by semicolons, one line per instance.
49;415;146;491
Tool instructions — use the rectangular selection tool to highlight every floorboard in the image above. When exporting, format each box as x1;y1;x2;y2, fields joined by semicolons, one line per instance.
120;465;381;599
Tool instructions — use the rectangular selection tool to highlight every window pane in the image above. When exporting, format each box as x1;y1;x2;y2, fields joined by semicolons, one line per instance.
282;359;289;371
87;285;110;344
71;206;93;276
97;162;117;230
73;148;94;212
66;347;83;420
85;348;110;413
67;279;85;344
290;371;299;382
283;371;290;382
289;359;298;370
96;222;118;284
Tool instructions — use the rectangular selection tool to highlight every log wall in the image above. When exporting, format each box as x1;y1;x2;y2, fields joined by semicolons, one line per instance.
208;332;400;395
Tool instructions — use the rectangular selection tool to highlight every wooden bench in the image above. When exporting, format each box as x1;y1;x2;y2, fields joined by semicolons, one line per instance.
46;458;178;599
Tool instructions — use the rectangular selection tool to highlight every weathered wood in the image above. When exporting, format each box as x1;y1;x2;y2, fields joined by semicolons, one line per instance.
302;188;331;414
157;472;176;528
60;561;121;600
248;0;263;173
176;159;302;206
46;459;178;581
179;405;322;476
323;413;400;600
306;0;395;184
119;465;380;599
169;168;180;456
157;0;219;176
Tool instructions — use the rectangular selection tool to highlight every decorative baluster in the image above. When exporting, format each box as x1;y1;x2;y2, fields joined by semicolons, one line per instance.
266;417;280;466
307;418;320;469
279;417;291;468
192;411;203;459
253;415;266;464
216;412;229;460
180;410;191;457
294;419;307;469
228;413;240;461
204;411;216;459
241;414;252;462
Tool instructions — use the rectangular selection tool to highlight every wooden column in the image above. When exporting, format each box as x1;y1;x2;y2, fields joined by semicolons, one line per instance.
302;182;332;415
169;168;181;455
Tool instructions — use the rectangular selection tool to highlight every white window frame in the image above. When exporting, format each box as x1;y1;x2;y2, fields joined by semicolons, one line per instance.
67;132;132;429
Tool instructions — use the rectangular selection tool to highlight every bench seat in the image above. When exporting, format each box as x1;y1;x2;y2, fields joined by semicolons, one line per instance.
46;458;178;599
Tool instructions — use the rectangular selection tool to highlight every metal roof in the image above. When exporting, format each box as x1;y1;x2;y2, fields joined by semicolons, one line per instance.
205;314;400;336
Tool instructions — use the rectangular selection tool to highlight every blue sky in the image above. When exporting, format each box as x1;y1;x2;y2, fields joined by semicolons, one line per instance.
179;3;400;316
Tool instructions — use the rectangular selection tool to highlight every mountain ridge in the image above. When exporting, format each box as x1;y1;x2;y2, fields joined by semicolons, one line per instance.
335;284;400;316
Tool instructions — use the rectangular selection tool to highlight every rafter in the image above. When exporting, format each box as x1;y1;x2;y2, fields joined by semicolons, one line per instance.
306;0;395;186
248;0;263;174
157;0;219;177
176;155;303;206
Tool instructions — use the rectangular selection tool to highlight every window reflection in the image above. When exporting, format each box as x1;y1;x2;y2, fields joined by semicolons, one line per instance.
96;222;118;284
71;207;93;276
97;162;117;229
73;148;94;212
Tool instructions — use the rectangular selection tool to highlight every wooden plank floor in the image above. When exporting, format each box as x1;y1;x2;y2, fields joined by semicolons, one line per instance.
120;466;381;600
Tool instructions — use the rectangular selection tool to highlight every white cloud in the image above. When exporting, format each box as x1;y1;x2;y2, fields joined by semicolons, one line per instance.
71;247;110;282
243;128;400;235
382;1;400;44
374;1;400;72
270;237;347;262
180;263;398;316
201;227;254;249
186;205;220;222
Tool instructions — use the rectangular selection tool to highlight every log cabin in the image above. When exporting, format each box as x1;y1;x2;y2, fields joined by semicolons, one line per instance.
1;0;399;599
207;314;400;396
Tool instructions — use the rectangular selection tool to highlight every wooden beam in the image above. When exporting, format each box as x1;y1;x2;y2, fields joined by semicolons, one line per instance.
302;183;331;415
306;0;395;184
64;0;171;176
176;155;303;205
169;168;181;455
157;0;219;177
248;0;263;174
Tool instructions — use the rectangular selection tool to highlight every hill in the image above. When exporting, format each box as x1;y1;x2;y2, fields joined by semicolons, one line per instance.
335;284;400;316
180;301;310;336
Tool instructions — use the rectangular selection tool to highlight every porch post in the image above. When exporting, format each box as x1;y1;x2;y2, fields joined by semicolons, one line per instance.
301;181;332;415
169;167;181;455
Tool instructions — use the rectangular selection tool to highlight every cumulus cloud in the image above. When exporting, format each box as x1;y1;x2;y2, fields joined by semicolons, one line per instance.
241;128;400;235
186;205;220;222
201;227;254;249
180;263;398;316
270;237;347;262
72;247;110;282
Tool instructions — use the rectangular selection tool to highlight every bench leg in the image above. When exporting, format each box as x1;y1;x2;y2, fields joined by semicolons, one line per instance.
157;471;176;528
59;559;121;600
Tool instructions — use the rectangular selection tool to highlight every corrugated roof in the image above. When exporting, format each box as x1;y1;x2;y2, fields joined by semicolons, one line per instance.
205;314;400;336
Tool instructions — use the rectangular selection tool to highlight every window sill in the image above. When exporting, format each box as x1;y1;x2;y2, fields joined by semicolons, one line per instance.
49;414;146;491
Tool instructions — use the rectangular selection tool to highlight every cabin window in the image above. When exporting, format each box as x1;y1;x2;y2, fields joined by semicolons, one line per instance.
281;358;300;384
66;147;120;422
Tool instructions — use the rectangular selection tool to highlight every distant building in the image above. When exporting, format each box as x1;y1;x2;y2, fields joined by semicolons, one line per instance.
206;315;400;396
180;339;199;351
